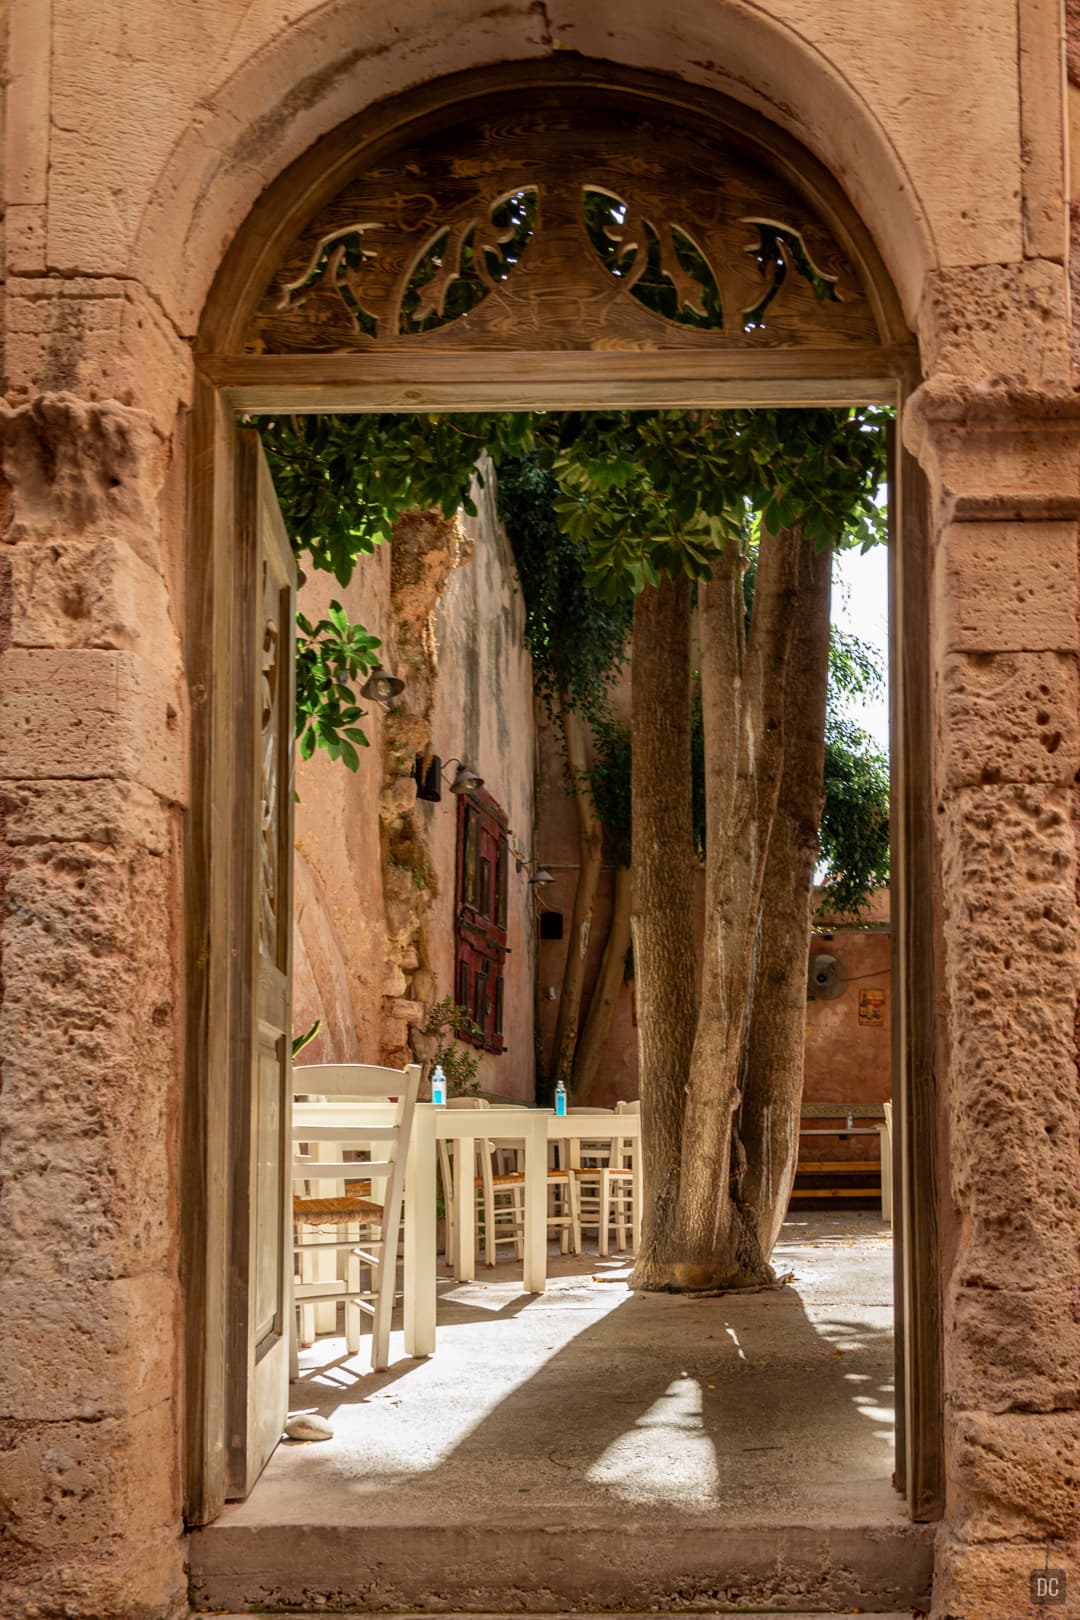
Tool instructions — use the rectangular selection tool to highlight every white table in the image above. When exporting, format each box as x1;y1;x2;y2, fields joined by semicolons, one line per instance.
293;1100;642;1361
402;1105;550;1357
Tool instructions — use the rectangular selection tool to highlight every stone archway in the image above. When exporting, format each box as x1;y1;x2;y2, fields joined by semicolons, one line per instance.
183;55;942;1535
3;4;1076;1613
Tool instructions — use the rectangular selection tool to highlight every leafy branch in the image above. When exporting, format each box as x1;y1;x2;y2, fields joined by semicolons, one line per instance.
295;600;381;770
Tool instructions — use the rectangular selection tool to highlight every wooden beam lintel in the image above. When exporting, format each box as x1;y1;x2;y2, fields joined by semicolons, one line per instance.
199;347;915;414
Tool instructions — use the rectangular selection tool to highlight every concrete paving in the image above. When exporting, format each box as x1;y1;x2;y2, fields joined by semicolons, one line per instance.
190;1214;933;1614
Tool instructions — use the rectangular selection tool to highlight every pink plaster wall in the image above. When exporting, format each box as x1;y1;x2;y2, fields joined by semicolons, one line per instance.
291;548;393;1068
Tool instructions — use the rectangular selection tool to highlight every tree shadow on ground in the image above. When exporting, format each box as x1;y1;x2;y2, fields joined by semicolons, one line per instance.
282;1216;898;1523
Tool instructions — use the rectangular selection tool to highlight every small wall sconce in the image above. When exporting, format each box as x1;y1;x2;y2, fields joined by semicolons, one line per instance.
514;848;554;885
443;757;484;794
360;664;406;707
415;753;442;802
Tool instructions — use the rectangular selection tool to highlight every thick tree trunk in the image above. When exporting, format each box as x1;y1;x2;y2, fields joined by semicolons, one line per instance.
572;863;631;1103
740;536;833;1257
550;700;603;1083
640;531;803;1292
628;577;698;1290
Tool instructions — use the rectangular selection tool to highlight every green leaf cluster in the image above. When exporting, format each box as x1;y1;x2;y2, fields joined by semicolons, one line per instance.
422;995;485;1096
295;600;382;770
260;407;889;803
530;407;887;601
819;715;890;915
259;412;533;585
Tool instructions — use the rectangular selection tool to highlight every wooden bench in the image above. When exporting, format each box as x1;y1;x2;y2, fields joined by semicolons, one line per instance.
792;1103;890;1211
790;1159;882;1200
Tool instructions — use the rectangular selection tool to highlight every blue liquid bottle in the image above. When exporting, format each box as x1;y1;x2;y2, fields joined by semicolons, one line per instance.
431;1064;447;1105
554;1077;567;1117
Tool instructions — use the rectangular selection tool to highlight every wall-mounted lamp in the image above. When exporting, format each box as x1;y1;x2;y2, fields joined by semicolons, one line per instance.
360;664;406;707
514;847;554;885
443;757;484;795
415;753;442;802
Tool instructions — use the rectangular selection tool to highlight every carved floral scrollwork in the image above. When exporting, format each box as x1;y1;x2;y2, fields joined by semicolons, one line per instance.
399;188;538;333
276;189;537;342
259;575;281;960
583;187;725;330
278;223;382;336
741;219;844;330
251;102;878;354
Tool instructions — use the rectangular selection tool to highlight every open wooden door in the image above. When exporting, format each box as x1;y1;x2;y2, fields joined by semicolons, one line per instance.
224;430;297;1499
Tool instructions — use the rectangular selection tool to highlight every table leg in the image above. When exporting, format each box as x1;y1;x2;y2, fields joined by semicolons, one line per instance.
454;1136;476;1281
404;1107;436;1358
523;1117;547;1293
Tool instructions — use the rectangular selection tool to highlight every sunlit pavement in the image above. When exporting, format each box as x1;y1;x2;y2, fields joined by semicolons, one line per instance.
190;1213;934;1614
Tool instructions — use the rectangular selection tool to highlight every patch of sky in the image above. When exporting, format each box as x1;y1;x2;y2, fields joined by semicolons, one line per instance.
831;501;889;754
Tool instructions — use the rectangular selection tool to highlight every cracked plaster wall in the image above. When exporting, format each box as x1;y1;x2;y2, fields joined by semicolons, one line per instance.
0;2;1077;1618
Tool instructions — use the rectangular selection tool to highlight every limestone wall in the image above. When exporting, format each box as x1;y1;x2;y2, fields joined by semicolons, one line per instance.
419;473;538;1101
0;2;1077;1618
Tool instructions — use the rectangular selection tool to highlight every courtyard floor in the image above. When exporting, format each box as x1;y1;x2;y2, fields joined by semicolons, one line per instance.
190;1212;934;1614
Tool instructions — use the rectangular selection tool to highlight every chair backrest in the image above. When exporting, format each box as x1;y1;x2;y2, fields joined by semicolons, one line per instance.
568;1105;615;1114
292;1063;422;1203
446;1096;490;1109
293;1061;420;1102
615;1099;640;1114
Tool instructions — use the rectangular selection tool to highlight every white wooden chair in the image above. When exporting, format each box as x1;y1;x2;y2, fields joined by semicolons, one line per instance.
438;1099;580;1266
568;1103;641;1255
879;1100;893;1223
291;1061;421;1374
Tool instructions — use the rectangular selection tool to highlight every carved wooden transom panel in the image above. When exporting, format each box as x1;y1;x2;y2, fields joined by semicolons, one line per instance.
246;101;880;355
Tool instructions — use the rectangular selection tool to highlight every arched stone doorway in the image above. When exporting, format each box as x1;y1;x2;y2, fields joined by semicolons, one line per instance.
184;56;941;1534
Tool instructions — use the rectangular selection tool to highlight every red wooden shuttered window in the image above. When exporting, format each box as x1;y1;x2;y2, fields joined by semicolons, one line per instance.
455;789;509;1053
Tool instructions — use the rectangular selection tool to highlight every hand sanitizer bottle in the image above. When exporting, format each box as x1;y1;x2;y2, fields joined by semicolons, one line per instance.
554;1077;567;1117
431;1064;447;1106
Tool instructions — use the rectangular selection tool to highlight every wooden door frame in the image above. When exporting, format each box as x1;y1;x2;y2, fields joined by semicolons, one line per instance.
181;57;941;1529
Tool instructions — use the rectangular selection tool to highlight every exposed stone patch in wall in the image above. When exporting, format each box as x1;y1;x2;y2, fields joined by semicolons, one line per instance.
378;508;469;1067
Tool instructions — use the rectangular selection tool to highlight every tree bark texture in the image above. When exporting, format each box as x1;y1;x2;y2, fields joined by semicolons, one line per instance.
740;536;833;1256
550;700;603;1084
639;530;805;1291
572;863;631;1104
628;577;698;1289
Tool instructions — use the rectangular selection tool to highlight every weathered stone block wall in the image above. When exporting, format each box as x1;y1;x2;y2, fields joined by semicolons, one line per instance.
0;2;1076;1618
0;399;189;1616
907;295;1080;1611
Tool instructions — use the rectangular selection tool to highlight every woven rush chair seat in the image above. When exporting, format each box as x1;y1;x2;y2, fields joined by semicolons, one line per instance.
474;1168;572;1187
293;1193;382;1225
